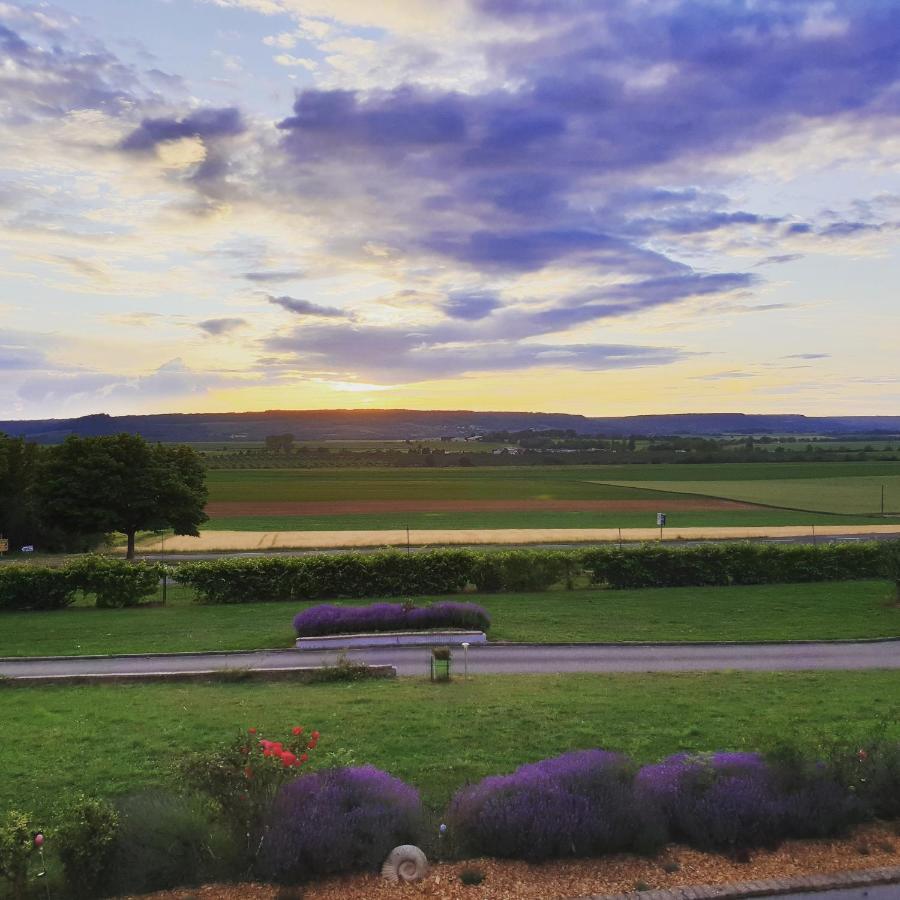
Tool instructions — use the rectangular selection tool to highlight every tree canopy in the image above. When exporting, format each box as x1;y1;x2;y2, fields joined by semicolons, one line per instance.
38;434;208;558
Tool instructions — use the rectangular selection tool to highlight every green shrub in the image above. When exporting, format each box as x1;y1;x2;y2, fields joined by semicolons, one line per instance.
65;555;164;608
55;795;118;899
880;540;900;600
0;810;42;900
105;792;238;895
0;565;77;611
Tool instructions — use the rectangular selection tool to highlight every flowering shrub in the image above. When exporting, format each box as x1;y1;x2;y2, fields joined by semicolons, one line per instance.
293;601;490;637
447;750;664;861
636;751;857;850
174;724;321;862
258;766;423;883
827;738;900;819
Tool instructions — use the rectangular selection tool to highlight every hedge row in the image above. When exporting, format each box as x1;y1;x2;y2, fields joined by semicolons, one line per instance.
1;541;894;610
176;542;892;603
0;557;163;610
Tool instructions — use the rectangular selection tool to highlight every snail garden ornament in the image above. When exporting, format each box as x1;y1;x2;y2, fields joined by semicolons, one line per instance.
381;844;428;883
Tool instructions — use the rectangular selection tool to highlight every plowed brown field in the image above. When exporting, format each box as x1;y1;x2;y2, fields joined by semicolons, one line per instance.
205;498;757;517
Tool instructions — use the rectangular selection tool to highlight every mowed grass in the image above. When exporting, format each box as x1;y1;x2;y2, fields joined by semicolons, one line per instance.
605;475;900;515
2;671;898;817
1;581;896;658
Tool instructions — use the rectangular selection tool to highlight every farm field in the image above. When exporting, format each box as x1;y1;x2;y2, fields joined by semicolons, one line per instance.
604;475;900;515
201;462;900;532
2;671;898;818
1;580;896;658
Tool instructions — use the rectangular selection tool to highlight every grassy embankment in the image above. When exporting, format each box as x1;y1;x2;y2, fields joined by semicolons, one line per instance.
2;671;898;819
1;580;897;657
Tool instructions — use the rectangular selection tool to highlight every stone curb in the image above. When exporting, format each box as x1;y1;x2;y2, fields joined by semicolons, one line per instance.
0;664;396;687
3;636;899;664
572;864;900;899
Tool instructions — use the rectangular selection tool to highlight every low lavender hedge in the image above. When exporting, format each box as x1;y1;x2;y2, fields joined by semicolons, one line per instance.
258;766;422;882
447;750;665;861
636;752;857;850
293;600;490;637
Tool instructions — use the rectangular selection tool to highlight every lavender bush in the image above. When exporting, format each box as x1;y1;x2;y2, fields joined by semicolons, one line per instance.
293;601;490;637
447;750;664;861
637;752;857;850
258;766;422;883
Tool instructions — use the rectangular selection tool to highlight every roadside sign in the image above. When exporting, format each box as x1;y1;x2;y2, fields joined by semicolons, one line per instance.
21;545;34;553
656;513;667;527
0;538;8;554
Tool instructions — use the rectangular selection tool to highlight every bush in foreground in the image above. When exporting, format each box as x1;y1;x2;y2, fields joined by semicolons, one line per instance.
258;766;423;883
447;750;664;861
293;600;490;637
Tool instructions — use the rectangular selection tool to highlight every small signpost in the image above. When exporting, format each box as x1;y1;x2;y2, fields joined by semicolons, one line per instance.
656;512;666;541
0;537;8;556
21;545;34;553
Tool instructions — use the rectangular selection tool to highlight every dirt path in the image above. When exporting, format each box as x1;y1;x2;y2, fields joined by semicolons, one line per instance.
137;523;900;552
205;497;757;516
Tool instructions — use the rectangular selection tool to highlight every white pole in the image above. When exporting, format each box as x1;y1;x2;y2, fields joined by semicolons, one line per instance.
461;641;470;680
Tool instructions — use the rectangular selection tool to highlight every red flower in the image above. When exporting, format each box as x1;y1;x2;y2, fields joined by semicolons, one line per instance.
858;749;869;761
262;749;272;757
259;739;272;749
248;727;257;734
281;752;297;767
311;731;320;740
300;752;309;763
292;726;303;735
272;742;283;753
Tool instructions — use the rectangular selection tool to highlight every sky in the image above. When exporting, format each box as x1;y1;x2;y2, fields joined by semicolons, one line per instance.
1;0;899;420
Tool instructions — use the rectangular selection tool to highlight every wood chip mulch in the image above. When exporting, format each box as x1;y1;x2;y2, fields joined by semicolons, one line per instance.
123;822;900;900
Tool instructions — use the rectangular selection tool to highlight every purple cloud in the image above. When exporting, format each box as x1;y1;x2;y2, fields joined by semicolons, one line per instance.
267;294;346;318
121;107;245;152
196;318;248;336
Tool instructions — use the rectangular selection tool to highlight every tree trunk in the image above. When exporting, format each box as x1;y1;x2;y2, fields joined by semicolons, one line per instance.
126;529;135;560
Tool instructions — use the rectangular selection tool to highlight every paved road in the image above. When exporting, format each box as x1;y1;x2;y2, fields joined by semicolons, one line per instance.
762;887;900;900
2;640;899;679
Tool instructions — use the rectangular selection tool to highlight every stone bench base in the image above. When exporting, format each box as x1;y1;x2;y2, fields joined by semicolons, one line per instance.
296;630;488;650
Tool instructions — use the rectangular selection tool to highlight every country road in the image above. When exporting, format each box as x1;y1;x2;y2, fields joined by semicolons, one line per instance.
3;640;899;680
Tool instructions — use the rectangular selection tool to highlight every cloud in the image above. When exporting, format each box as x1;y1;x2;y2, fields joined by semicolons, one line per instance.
121;107;245;152
0;344;47;370
441;291;502;320
267;294;346;317
196;317;248;336
755;254;804;266
243;270;306;283
783;353;830;360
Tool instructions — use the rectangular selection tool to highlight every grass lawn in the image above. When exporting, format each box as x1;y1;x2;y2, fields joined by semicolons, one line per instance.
1;581;896;657
2;671;898;818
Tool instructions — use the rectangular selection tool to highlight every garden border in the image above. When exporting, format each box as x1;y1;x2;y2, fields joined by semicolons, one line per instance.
576;863;900;899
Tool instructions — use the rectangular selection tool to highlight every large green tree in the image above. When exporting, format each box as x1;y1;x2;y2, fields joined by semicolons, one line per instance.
38;434;208;559
0;433;42;549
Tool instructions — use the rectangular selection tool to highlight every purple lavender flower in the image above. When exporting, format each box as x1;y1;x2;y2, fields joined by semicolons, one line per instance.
292;600;490;636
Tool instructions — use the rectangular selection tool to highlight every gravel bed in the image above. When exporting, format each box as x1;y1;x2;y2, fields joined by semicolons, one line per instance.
123;822;899;900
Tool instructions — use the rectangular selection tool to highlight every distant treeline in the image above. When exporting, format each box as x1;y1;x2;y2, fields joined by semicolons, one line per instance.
202;438;900;469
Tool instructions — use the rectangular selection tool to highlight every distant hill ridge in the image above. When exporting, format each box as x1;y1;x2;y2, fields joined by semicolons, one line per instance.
2;410;900;443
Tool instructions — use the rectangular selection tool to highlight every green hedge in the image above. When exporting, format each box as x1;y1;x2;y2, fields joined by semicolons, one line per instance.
1;542;894;610
580;542;885;589
0;558;164;611
174;541;893;604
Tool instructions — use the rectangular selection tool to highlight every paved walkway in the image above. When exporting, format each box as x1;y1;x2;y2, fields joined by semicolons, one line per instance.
2;640;899;680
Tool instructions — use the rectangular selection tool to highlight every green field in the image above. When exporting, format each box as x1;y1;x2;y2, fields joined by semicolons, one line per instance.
2;671;898;818
1;580;896;658
201;462;900;530
605;475;900;515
